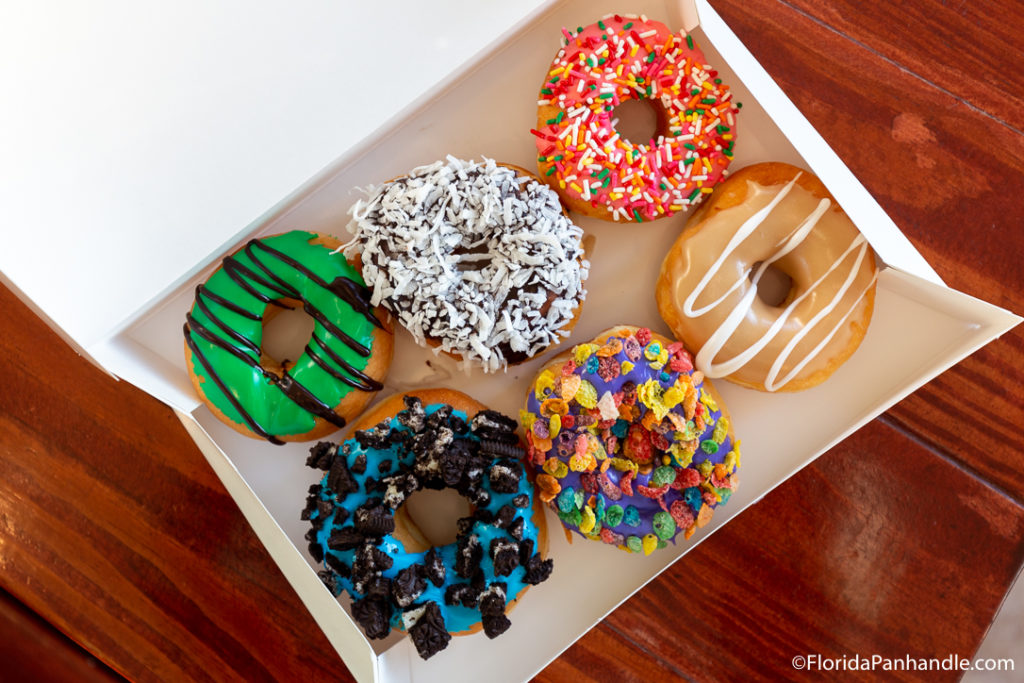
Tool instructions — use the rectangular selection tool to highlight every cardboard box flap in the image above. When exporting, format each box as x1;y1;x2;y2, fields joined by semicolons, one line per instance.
176;414;381;682
694;0;944;285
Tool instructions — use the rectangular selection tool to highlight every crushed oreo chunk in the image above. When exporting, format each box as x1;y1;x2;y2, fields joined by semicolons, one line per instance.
353;503;395;537
327;456;359;496
517;539;535;566
396;396;426;431
414;424;453;463
425;404;453;430
316;498;336;522
494;504;517;529
391;566;426;608
325;553;350;578
512;493;530;509
409;602;451;660
318;569;340;596
479;583;507;616
354;543;394;573
508;517;525;541
306;442;336;470
471;410;519;443
421;548;446;588
362;575;392;600
354;423;391;451
490;538;520;577
456;516;476;538
472;508;495;526
482;613;512;639
479;439;527;459
379;471;418;509
470;488;491;508
440;439;472;487
448;412;468;435
351;452;367;475
444;582;482;609
352;596;391;640
488;458;523;493
307;538;324;564
523;554;554;585
388;427;413;449
300;486;320;522
455;534;482;579
326;526;364;552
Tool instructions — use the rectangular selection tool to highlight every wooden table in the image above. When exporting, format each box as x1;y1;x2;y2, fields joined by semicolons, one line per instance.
2;0;1022;680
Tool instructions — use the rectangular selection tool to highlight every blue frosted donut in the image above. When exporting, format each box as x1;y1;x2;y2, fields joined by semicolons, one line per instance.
301;390;552;660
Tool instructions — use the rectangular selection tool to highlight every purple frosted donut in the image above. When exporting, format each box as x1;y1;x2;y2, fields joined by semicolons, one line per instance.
521;325;740;555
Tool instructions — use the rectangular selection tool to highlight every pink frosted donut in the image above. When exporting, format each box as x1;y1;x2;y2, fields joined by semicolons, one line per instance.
533;14;740;222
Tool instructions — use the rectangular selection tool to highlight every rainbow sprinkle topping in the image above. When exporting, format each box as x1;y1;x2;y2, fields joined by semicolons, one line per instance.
533;14;740;222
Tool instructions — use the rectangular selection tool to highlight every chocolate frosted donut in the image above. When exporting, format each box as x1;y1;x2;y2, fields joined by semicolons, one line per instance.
346;157;589;372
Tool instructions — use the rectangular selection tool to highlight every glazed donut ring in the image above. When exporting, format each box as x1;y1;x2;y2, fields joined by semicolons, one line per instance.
534;14;740;222
184;231;393;443
656;162;879;392
302;389;552;660
347;157;589;371
522;325;739;555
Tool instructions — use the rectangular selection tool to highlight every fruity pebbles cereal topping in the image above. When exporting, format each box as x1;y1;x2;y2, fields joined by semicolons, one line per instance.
522;327;740;554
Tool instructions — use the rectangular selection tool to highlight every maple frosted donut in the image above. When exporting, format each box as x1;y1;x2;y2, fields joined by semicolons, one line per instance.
656;162;879;392
521;326;740;555
346;157;589;372
301;389;552;660
183;231;393;443
533;14;740;222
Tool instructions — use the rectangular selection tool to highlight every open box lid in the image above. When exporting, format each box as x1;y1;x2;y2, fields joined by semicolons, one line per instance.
0;0;552;361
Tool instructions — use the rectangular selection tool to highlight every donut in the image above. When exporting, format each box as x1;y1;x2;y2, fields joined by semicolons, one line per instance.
346;156;589;371
521;325;739;555
301;389;553;660
656;162;879;392
184;231;393;443
533;14;740;223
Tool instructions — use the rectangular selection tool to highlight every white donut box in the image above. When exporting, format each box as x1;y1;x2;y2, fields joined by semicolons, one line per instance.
1;0;1020;681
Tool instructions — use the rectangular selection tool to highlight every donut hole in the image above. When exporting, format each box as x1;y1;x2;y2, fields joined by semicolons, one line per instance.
611;98;661;145
749;262;794;307
402;488;472;547
260;302;315;369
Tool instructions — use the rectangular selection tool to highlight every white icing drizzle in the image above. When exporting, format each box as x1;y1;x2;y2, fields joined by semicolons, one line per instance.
683;175;802;318
347;157;589;372
687;174;877;390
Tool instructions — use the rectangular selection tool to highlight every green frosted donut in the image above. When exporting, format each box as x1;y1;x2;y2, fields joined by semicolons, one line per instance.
184;231;392;443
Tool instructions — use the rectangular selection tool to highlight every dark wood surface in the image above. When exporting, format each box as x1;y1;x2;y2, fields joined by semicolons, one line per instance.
2;0;1022;681
0;588;117;683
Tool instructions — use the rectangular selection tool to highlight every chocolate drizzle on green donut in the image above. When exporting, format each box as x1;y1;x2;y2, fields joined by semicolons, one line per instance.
184;231;386;443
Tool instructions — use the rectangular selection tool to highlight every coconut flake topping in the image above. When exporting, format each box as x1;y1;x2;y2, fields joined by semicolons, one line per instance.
347;157;588;372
